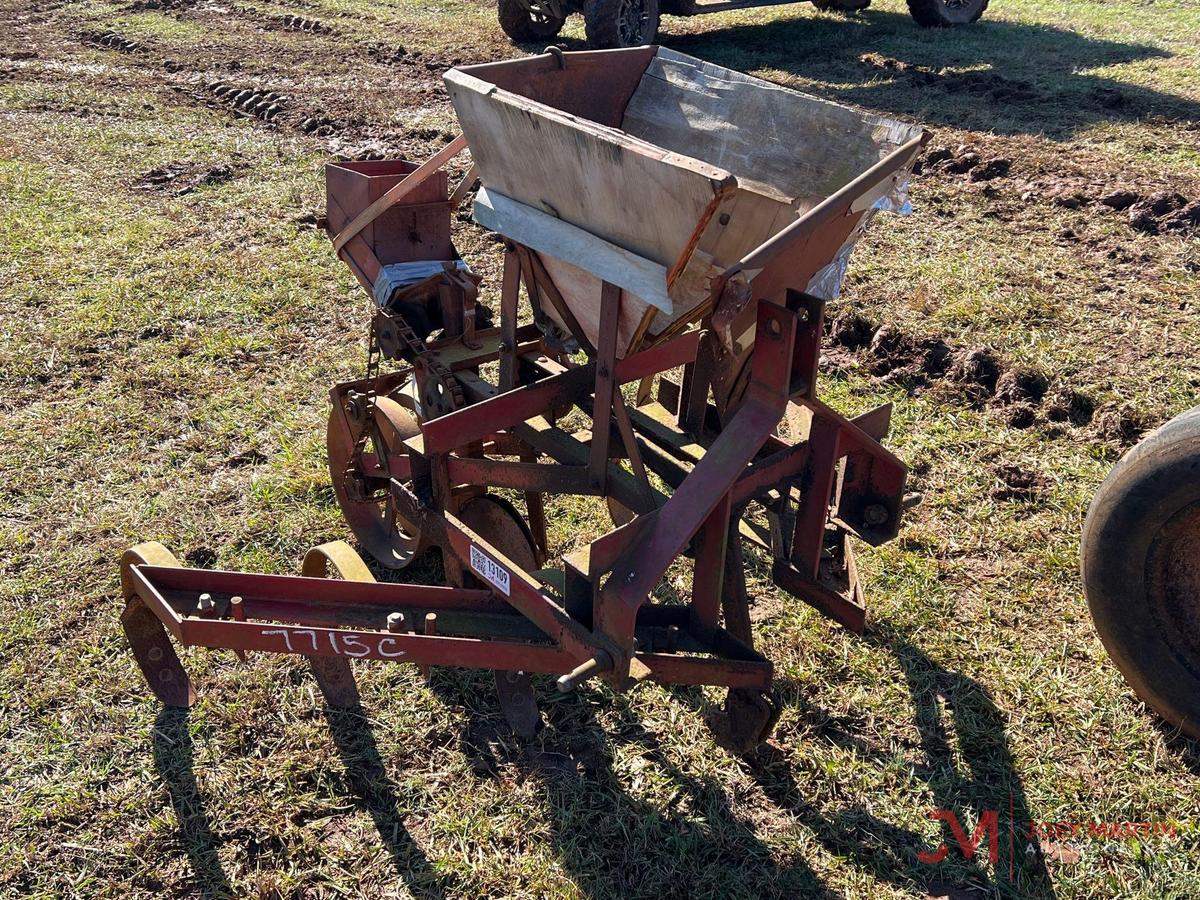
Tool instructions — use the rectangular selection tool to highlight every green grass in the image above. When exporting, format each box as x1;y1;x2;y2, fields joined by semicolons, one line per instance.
1;0;1199;896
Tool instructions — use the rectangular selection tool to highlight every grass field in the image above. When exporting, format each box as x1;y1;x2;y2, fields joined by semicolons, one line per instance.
2;0;1199;897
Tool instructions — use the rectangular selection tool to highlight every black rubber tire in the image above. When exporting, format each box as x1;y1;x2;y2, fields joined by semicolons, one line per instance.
1082;404;1200;740
660;0;697;15
906;0;987;27
583;0;659;48
497;0;567;41
812;0;871;12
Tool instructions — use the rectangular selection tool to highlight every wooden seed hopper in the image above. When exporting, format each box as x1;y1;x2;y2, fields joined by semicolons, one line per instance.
121;48;929;752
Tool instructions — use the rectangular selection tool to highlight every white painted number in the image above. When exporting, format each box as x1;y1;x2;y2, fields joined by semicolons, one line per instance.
260;627;407;659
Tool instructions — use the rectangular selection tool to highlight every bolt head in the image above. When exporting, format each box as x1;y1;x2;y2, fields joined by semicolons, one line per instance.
863;504;890;527
767;319;782;336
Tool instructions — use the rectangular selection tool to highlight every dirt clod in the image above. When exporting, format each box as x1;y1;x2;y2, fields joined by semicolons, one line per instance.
968;158;1011;182
943;150;980;175
867;323;919;377
829;313;876;350
1044;386;1095;425
1095;404;1150;446
948;347;1002;394
1050;190;1088;210
1006;403;1037;429
991;464;1050;501
994;369;1049;405
184;546;217;567
1127;191;1197;234
1099;188;1140;211
921;338;953;377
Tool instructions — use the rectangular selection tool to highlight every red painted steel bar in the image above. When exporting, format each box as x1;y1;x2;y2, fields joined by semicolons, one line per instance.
446;456;591;494
440;510;607;664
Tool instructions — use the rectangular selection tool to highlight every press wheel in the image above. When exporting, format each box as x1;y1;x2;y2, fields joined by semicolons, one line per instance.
302;541;375;708
328;394;428;569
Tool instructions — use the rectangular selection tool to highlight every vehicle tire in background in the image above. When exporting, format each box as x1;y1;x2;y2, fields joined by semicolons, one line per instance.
584;0;660;47
660;0;698;15
1082;404;1200;740
906;0;987;26
811;0;872;12
497;0;567;41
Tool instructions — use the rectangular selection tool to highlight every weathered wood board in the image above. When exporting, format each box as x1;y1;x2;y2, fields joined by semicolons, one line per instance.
445;67;735;271
445;47;925;354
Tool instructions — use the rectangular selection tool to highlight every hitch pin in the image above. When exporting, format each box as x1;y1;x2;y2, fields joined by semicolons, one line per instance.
556;651;613;693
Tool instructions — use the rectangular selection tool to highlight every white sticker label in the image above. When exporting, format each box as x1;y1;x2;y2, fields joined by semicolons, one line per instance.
470;545;510;596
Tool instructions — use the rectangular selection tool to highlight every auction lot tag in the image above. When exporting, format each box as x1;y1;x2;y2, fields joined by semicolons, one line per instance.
470;544;510;596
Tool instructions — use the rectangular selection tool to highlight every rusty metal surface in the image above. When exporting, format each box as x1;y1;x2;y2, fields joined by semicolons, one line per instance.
121;65;918;753
120;543;195;708
301;540;374;707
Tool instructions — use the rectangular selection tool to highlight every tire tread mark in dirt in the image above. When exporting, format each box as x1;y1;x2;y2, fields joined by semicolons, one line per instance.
81;30;146;54
203;80;289;123
271;14;335;34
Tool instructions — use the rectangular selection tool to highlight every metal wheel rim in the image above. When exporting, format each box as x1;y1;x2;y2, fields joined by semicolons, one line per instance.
327;403;424;569
618;0;650;45
528;2;558;27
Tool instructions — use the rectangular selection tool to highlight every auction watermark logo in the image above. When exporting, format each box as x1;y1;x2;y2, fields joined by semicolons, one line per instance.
918;799;1187;876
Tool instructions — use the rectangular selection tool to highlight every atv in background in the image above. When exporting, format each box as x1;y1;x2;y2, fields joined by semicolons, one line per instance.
498;0;989;49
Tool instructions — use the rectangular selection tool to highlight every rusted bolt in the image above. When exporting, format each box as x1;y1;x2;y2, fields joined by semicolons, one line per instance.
767;319;782;336
197;593;214;613
148;646;164;662
864;504;890;527
796;307;811;323
718;212;731;226
664;624;680;652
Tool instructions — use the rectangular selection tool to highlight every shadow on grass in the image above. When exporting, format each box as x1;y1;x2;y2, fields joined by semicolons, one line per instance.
423;624;1052;898
152;707;233;900
644;8;1195;140
747;633;1056;899
456;690;836;898
322;703;453;898
1155;722;1200;778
